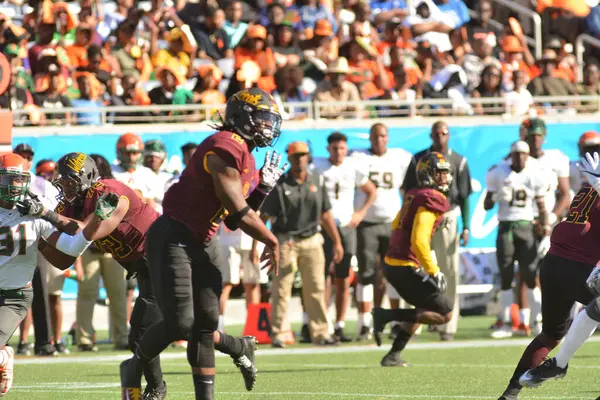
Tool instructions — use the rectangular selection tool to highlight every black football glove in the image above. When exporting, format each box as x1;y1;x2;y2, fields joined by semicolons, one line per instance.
16;191;47;218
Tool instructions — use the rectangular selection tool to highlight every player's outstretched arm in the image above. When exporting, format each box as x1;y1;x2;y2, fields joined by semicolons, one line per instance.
16;192;83;235
207;153;280;275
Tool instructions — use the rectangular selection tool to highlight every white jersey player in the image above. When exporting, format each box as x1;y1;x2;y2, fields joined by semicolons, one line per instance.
349;123;412;339
0;153;113;396
485;141;549;339
312;132;377;342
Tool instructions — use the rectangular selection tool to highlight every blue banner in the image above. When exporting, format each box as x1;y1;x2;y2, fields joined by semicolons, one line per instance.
18;121;598;297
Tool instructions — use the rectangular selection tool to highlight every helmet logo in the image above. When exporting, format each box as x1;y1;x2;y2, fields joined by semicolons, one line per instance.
67;153;87;173
417;159;430;171
238;90;262;106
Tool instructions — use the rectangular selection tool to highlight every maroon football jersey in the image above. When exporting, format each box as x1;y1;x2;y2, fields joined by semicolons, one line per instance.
57;179;159;262
163;130;257;242
549;184;600;265
386;187;450;266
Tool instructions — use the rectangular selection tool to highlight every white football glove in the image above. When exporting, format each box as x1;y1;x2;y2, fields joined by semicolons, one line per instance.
587;265;600;296
257;150;288;194
578;152;600;193
537;236;551;258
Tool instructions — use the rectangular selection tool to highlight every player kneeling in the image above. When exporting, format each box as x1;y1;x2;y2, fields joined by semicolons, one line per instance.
372;152;453;367
0;153;118;397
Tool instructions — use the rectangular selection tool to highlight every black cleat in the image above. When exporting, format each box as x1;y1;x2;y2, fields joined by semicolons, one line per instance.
120;358;143;400
54;342;70;355
498;384;521;400
355;326;372;341
299;324;311;343
16;341;32;356
78;343;99;352
315;337;339;346
271;338;285;348
372;308;388;347
334;327;352;343
233;336;257;391
519;357;568;388
34;344;58;356
143;380;167;400
380;350;409;367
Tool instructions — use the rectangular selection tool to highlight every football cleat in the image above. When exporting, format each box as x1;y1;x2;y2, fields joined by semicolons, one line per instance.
380;350;409;367
498;385;520;400
54;342;71;355
120;358;143;400
334;327;352;343
232;336;257;391
519;357;568;388
16;342;32;356
491;325;514;339
0;346;15;397
355;326;372;341
142;381;167;400
34;344;58;356
299;324;311;344
372;308;388;347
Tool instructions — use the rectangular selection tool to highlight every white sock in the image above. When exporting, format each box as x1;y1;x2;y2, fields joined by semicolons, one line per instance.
0;348;6;366
500;290;513;323
528;287;542;326
218;315;225;332
363;311;372;328
519;308;531;327
335;320;345;330
555;309;599;368
302;312;309;325
357;313;366;331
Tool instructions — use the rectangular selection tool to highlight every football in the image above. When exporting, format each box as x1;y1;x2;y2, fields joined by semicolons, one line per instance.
38;238;77;270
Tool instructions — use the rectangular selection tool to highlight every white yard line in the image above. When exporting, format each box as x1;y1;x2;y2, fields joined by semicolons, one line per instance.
15;336;600;365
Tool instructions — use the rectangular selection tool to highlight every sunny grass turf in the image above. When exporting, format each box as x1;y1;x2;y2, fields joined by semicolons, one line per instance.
7;316;600;400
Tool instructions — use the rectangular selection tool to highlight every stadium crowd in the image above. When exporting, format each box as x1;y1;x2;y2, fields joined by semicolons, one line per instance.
0;0;598;123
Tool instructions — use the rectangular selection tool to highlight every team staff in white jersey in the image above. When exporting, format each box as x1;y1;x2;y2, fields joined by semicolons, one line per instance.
350;123;412;340
570;132;600;195
0;153;118;397
142;140;173;213
313;132;377;342
485;141;550;339
402;121;474;341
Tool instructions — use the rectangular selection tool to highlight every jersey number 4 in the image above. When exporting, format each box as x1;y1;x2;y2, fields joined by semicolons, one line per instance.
0;225;26;256
566;186;598;224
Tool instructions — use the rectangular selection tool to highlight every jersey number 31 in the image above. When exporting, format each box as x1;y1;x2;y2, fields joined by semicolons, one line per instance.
0;225;26;256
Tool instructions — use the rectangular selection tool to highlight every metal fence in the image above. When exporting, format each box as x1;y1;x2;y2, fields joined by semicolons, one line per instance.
10;95;600;127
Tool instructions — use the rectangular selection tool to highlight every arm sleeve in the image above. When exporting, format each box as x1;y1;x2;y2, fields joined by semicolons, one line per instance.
54;231;93;257
410;207;439;275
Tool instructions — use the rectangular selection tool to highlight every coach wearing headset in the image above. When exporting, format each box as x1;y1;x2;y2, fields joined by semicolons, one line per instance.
252;141;343;348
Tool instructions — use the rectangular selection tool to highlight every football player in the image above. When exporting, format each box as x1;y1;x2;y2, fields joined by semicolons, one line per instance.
485;141;549;339
569;131;600;194
120;88;285;400
349;123;412;340
23;152;258;400
0;153;118;397
313;132;377;342
517;151;600;391
497;151;600;400
371;152;453;367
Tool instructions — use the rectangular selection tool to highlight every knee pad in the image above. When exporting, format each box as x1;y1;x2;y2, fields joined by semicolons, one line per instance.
164;314;194;341
187;332;215;368
196;307;219;332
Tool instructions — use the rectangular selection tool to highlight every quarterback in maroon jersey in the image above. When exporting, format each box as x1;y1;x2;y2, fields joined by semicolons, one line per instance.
497;153;600;400
372;152;453;367
121;88;284;400
21;152;258;400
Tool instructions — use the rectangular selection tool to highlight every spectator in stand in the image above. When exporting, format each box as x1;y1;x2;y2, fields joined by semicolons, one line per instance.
289;0;337;34
349;2;378;42
466;0;500;46
272;22;303;68
385;47;423;93
111;20;153;82
0;48;32;111
225;59;261;97
542;36;577;83
435;0;470;28
422;64;472;114
71;73;104;125
97;0;132;40
462;36;500;92
152;27;197;79
65;24;94;70
192;6;232;61
500;35;534;91
173;64;226;107
505;69;534;116
471;64;504;115
51;2;77;47
264;3;290;34
235;25;276;81
527;50;577;97
403;0;454;54
314;57;362;118
110;74;151;124
75;45;118;95
273;64;309;119
345;38;388;100
301;19;339;79
148;66;185;108
29;23;56;76
33;64;71;125
377;19;409;57
371;0;408;25
384;66;417;115
224;0;248;49
577;64;600;112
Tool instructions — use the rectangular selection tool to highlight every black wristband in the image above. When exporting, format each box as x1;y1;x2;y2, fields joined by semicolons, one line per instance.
41;210;61;225
224;205;251;231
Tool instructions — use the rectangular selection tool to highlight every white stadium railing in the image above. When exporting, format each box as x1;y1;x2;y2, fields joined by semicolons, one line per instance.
8;95;600;129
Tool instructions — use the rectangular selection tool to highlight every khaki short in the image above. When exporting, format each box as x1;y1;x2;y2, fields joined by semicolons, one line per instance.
220;246;268;285
38;252;66;296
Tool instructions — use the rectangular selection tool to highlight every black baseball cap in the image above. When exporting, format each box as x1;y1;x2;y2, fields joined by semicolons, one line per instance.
13;143;34;155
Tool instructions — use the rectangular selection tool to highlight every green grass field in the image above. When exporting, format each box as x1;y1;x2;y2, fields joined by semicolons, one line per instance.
8;316;600;400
